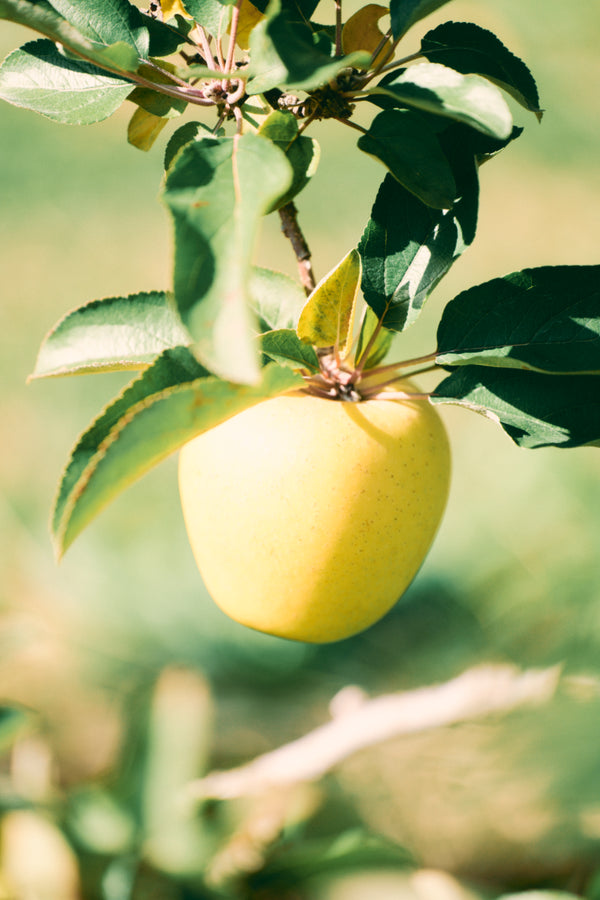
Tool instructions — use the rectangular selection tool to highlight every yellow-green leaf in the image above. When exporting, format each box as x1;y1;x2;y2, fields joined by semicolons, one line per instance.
342;4;391;68
127;106;168;151
297;249;361;355
162;0;190;17
234;0;265;50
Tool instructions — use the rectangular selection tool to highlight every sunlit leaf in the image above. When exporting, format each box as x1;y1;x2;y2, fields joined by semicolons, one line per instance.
31;291;191;379
46;0;151;57
421;21;543;119
0;39;134;123
436;266;600;373
249;266;307;331
369;62;513;140
127;106;167;149
162;133;293;383
357;109;457;209
234;0;265;49
297;249;361;355
358;172;475;332
53;358;303;554
433;365;600;449
342;4;391;68
182;0;233;37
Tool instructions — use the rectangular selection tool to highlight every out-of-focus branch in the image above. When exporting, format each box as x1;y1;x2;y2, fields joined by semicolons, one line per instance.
186;664;561;802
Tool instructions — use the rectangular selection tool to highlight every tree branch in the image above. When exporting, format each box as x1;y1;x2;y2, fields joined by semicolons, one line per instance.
278;201;316;295
186;664;561;801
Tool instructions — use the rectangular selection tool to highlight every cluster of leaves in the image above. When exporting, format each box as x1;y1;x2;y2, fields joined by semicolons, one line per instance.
0;0;599;558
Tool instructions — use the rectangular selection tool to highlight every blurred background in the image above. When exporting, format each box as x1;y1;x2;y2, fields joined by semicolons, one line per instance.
1;1;600;897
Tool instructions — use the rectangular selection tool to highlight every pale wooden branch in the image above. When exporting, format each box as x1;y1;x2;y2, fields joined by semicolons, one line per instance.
186;664;561;802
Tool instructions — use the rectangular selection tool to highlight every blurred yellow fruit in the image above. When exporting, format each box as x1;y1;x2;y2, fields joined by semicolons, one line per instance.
179;388;450;643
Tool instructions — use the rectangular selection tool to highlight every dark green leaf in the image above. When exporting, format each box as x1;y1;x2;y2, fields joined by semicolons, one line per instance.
421;21;543;120
358;172;475;332
251;829;413;892
162;133;293;383
357;109;457;209
249;266;307;331
53;359;303;554
46;0;150;57
0;39;134;123
389;0;454;39
258;110;320;210
246;0;370;94
164;120;213;170
433;365;600;449
436;266;600;373
31;291;191;378
129;84;187;118
181;0;232;38
261;328;319;369
368;62;513;140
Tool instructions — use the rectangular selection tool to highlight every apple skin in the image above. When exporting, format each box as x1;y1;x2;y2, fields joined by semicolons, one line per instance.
178;388;450;643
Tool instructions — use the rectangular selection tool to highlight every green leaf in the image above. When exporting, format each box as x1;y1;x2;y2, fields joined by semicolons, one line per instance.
369;63;513;140
258;110;320;211
0;39;134;123
127;106;168;150
52;346;207;544
436;266;600;374
389;0;454;39
181;0;232;38
162;133;293;384
261;328;319;369
46;0;150;57
0;705;32;751
251;829;413;892
358;172;474;332
357;109;457;209
0;0;116;64
421;21;543;120
246;0;371;94
31;291;191;379
297;249;361;354
249;266;307;331
129;83;186;118
433;365;600;449
355;307;393;369
164;120;213;170
53;358;303;555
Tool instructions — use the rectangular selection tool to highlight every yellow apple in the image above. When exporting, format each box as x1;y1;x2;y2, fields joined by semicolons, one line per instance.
178;387;450;643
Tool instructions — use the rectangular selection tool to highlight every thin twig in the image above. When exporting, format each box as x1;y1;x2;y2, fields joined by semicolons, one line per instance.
225;0;243;73
278;202;316;295
193;24;216;70
335;0;343;56
186;664;561;800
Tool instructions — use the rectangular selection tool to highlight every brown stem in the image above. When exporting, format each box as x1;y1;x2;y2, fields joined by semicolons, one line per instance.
225;0;243;73
278;202;316;295
335;0;343;56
